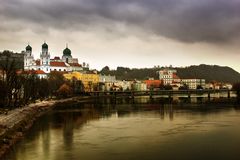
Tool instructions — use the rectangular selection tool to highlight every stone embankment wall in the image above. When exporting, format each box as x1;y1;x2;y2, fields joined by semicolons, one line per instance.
0;96;86;159
0;100;57;158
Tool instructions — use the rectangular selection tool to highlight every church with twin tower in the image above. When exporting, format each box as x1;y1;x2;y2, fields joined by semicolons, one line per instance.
24;42;89;74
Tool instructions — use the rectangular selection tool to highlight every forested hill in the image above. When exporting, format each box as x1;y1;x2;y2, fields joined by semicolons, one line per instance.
100;64;240;83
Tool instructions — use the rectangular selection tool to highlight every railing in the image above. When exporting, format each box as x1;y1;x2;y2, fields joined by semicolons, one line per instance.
85;89;236;99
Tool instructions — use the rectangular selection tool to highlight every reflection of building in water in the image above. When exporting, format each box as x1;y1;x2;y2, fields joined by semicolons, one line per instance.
158;104;174;121
51;108;100;148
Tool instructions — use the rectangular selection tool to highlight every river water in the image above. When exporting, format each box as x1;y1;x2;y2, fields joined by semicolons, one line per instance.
6;98;240;160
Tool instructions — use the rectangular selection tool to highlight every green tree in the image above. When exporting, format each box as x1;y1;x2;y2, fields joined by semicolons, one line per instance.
100;66;110;74
38;78;50;100
233;82;240;101
48;71;65;97
0;80;7;107
0;51;23;108
179;84;189;90
164;85;173;90
22;73;39;104
57;83;73;97
70;77;84;94
197;85;203;90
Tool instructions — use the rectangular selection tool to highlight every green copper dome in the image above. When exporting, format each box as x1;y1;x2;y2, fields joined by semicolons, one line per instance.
26;45;32;51
42;42;48;49
63;47;71;56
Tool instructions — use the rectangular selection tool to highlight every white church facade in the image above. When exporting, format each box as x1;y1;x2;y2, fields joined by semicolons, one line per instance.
24;42;89;74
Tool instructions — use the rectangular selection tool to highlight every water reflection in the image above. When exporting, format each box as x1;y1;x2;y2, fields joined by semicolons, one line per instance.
6;98;240;160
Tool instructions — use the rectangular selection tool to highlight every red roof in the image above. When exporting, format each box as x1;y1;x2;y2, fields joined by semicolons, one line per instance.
50;61;67;67
53;56;60;60
35;70;46;74
173;74;180;79
50;71;69;74
22;70;46;75
144;80;162;88
68;63;82;67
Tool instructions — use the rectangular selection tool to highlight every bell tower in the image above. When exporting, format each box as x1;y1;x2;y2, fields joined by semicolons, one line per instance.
40;41;50;66
24;44;34;70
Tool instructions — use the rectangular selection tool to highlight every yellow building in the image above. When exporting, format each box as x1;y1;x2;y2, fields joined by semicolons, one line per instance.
64;72;99;92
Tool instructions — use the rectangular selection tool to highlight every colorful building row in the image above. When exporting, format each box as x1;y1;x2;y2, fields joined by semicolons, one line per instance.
64;72;116;92
158;68;206;89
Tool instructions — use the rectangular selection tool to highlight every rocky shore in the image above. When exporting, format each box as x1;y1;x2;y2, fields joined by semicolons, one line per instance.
0;96;88;159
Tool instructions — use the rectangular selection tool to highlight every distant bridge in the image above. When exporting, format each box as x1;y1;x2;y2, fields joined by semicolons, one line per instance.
86;89;236;99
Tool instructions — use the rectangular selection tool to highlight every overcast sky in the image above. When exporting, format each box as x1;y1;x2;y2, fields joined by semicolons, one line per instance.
0;0;240;72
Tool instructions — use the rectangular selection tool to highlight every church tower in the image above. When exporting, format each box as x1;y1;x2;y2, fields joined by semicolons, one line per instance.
24;44;34;70
40;42;50;66
62;44;72;63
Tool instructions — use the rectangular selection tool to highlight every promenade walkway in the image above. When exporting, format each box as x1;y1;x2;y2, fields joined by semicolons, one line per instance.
0;100;56;134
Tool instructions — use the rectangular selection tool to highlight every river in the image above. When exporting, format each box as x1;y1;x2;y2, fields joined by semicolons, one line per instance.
6;98;240;160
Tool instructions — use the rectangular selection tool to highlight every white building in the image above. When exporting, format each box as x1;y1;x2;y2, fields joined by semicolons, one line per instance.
158;68;206;90
22;70;48;79
158;68;181;86
24;42;86;74
132;81;147;91
99;75;116;83
114;80;133;91
181;79;206;89
99;75;117;91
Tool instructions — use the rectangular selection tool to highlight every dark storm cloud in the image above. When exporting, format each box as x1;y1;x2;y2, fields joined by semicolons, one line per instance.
1;0;240;43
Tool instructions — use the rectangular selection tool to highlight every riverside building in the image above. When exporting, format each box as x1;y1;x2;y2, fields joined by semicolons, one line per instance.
158;68;205;89
23;42;89;74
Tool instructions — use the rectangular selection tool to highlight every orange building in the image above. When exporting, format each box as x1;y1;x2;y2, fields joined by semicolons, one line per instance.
144;80;162;89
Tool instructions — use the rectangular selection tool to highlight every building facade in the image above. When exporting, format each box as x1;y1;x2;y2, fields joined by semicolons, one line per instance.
24;43;87;74
0;50;24;70
158;68;181;86
99;75;116;83
181;79;206;89
64;72;99;92
158;68;206;90
144;80;162;89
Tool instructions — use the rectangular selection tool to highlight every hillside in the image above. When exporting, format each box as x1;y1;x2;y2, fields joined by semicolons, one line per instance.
176;65;240;83
100;64;240;83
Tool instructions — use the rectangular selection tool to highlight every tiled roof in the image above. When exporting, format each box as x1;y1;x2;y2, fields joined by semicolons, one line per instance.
50;61;67;67
50;71;68;74
68;63;82;67
35;70;46;74
144;80;162;87
22;70;46;75
53;56;60;60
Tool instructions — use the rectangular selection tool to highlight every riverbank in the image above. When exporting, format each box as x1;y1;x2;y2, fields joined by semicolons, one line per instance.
0;96;239;159
0;96;91;159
